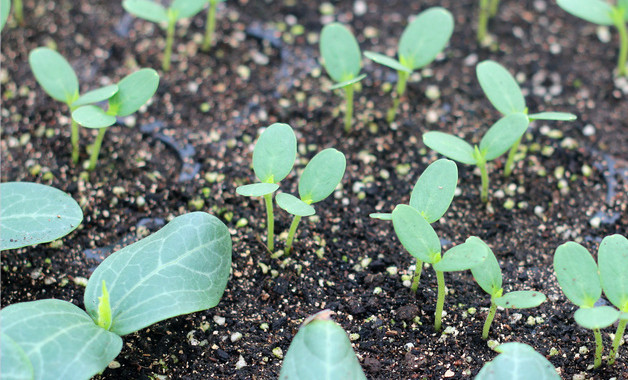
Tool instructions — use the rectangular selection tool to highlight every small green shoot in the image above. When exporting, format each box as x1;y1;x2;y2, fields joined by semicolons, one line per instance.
202;0;225;51
477;0;501;43
475;342;560;380
236;123;297;252
364;7;454;122
423;113;529;202
96;280;112;330
276;148;346;255
319;23;367;132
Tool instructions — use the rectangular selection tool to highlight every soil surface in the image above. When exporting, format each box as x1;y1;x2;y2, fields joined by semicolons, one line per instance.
1;0;627;379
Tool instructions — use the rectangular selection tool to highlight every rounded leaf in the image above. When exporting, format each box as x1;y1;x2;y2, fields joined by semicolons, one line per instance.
476;60;526;115
1;333;34;380
320;23;362;83
476;342;560;380
480;113;529;161
470;238;503;296
553;241;601;308
253;123;297;183
122;0;168;23
28;47;79;104
363;51;411;73
398;7;454;70
369;212;392;221
527;112;577;121
276;193;316;217
494;291;546;309
171;0;207;20
73;84;119;108
557;0;614;26
235;183;279;197
434;236;488;272
574;306;620;330
298;148;346;204
392;204;441;263
409;158;458;223
108;68;159;117
598;234;628;312
422;131;476;165
72;105;117;129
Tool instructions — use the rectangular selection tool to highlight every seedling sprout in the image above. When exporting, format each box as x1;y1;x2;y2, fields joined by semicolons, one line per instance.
202;0;225;51
476;0;501;43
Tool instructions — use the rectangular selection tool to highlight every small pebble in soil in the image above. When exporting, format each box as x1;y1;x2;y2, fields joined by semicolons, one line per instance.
235;355;247;370
213;315;226;326
230;332;243;342
487;340;499;349
73;276;88;287
108;361;121;369
272;347;283;359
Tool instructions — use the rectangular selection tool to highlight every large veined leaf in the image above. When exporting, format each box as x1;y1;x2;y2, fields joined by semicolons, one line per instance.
470;239;503;296
279;312;367;380
72;105;117;129
73;84;119;108
84;212;232;336
0;333;34;380
480;113;529;161
475;342;560;380
0;300;123;380
409;158;458;223
28;47;79;104
476;60;526;115
527;112;577;121
171;0;207;20
574;306;620;329
494;291;546;309
252;123;297;183
298;148;346;204
422;132;476;165
553;242;601;308
598;234;628;312
392;204;441;263
235;183;279;197
433;236;488;272
108;68;159;117
1;0;10;31
398;7;454;70
556;0;614;26
122;0;169;23
0;182;83;251
276;193;316;217
320;23;362;83
363;51;411;73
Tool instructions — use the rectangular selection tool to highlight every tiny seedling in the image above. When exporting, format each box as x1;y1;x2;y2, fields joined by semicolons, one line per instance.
0;182;83;251
122;0;207;71
476;60;577;177
392;206;487;331
319;23;367;132
423;112;529;202
370;158;458;292
236;123;297;252
1;0;10;30
475;342;560;380
557;0;628;76
72;68;159;171
279;310;367;379
470;238;546;339
202;0;225;51
364;7;454;122
29;47;120;164
476;0;501;43
0;212;232;380
276;148;346;255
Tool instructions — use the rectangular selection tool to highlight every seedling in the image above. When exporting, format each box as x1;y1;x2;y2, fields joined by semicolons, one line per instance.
279;310;367;379
122;0;207;71
475;342;560;380
393;206;487;331
364;7;454;122
276;148;346;255
72;68;159;171
0;212;232;380
202;0;225;51
370;159;458;292
470;238;546;339
476;60;577;177
476;0;501;43
423;113;529;202
29;47;120;163
319;23;367;132
0;182;83;251
557;0;628;76
236;123;297;252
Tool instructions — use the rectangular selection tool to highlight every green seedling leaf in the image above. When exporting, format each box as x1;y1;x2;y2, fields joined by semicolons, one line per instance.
598;234;628;312
471;239;503;296
108;68;159;117
422;132;476;165
252;123;297;183
84;212;232;336
73;84;119;108
122;0;169;23
554;242;602;308
72;105;117;129
235;183;279;197
299;148;346;204
557;0;614;25
480;113;529;161
0;333;34;380
433;236;488;272
476;60;526;115
527;112;577;121
1;0;10;31
0;299;123;380
276;193;316;217
494;291;546;309
574;306;620;329
363;51;411;73
409;158;458;223
328;73;367;90
320;23;362;83
398;7;454;70
392;204;441;263
97;280;113;330
475;342;560;380
369;212;392;220
0;182;83;251
279;311;367;380
29;47;79;104
170;0;207;20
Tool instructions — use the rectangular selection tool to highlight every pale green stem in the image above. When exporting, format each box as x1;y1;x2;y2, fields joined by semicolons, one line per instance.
478;160;489;203
343;84;354;133
504;136;522;178
202;0;218;52
263;193;274;252
387;70;408;123
482;301;498;339
14;0;23;25
613;13;627;76
68;105;80;164
163;19;176;71
435;270;446;332
87;127;108;171
608;318;627;365
593;328;603;368
489;0;500;17
284;215;302;256
477;0;490;42
410;259;423;293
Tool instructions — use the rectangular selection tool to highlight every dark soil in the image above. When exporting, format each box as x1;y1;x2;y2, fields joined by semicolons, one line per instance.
1;0;627;379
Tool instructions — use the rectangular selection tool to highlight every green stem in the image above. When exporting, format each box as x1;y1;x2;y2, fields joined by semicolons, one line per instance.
608;318;627;365
14;0;23;25
482;301;498;339
387;70;408;123
435;270;446;332
477;0;490;42
263;193;274;252
163;19;176;71
504;136;522;178
202;0;218;52
70;111;80;164
87;127;108;171
343;84;354;133
410;259;423;293
489;0;500;17
613;10;628;76
478;160;489;203
593;328;603;368
284;215;302;255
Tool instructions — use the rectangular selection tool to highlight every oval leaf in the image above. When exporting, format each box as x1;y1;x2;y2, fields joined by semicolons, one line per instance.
84;212;232;336
470;238;503;296
0;299;123;380
298;148;346;204
434;236;488;272
557;0;614;26
553;241;601;308
329;73;367;90
422;131;476;165
253;123;297;183
171;0;207;20
392;204;441;263
363;51;411;73
476;342;560;380
398;7;454;70
574;306;620;330
108;68;159;117
369;212;392;221
476;60;526;115
0;333;34;380
276;193;316;217
235;183;279;197
494;291;546;309
28;47;79;104
72;105;117;129
73;84;119;108
480;113;529;161
527;112;577;121
409;158;458;223
122;0;168;23
598;234;628;312
320;23;362;83
0;182;83;251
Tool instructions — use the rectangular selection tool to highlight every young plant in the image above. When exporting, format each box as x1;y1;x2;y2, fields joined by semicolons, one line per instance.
29;47;120;164
475;342;560;380
279;310;367;379
370;158;458;292
202;0;225;52
0;182;83;251
364;7;454;123
423;112;529;203
71;68;159;171
319;23;367;132
557;0;628;76
476;0;501;43
392;206;488;331
236;123;297;252
470;238;546;339
276;148;346;255
476;60;577;177
122;0;207;71
0;212;232;380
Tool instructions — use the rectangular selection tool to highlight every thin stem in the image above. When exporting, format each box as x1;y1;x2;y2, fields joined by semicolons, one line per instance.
163;19;176;71
87;127;108;171
410;259;423;293
387;70;408;123
613;11;628;76
593;328;604;368
284;215;302;256
14;0;23;26
608;318;627;365
504;136;522;178
482;301;498;339
478;160;490;203
343;84;354;133
202;0;218;52
477;0;490;42
435;270;446;332
70;111;80;164
489;0;500;17
263;193;274;252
